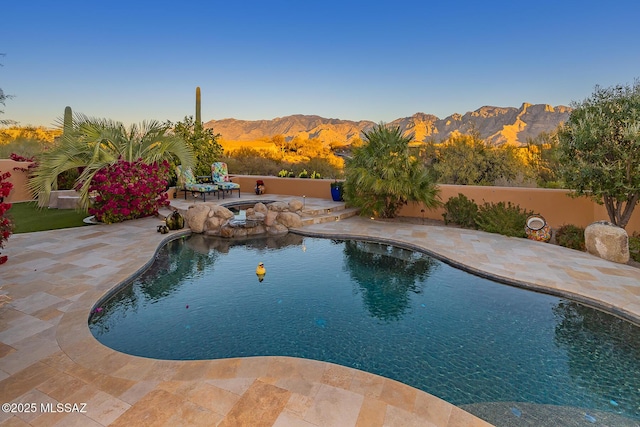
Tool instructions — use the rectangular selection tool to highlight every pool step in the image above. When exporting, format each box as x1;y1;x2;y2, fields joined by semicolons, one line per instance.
300;207;360;225
300;202;348;217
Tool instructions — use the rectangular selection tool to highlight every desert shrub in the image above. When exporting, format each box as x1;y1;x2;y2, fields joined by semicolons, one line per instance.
442;193;478;228
303;157;342;179
555;224;586;251
629;233;640;263
475;201;533;237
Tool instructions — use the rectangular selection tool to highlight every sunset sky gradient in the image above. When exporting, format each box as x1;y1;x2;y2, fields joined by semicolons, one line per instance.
2;0;639;127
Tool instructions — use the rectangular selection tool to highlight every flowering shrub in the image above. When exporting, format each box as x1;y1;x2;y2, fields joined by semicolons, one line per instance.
0;171;14;265
9;153;38;173
88;159;170;224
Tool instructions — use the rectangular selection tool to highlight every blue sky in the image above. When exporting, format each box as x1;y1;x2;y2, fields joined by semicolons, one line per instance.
2;1;639;128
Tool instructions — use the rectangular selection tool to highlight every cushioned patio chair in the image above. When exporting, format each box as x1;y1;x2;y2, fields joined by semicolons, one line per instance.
176;165;218;202
211;162;240;198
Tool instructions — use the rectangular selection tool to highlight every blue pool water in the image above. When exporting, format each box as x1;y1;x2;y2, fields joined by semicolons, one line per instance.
89;234;640;422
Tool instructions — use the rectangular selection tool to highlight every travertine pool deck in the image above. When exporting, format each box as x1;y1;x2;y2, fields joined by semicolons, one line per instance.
1;194;639;426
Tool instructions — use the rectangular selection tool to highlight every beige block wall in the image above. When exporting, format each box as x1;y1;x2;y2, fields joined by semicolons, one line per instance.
0;160;34;203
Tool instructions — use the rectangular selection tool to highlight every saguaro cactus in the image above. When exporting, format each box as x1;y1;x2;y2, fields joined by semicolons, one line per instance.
195;86;201;130
63;106;72;136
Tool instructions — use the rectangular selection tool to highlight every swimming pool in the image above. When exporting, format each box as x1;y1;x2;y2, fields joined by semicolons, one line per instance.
89;234;640;424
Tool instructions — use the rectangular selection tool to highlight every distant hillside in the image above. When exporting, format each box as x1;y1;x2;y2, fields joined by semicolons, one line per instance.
204;103;571;147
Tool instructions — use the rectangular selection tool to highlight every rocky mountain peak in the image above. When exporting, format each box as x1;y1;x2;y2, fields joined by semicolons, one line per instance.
204;103;571;146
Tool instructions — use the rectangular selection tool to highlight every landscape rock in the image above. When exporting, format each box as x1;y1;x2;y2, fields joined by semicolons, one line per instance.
185;201;304;238
268;201;289;212
264;210;278;227
268;224;289;234
254;203;268;215
247;212;265;221
184;204;211;233
209;205;234;220
288;200;304;212
277;211;303;228
584;221;630;264
205;216;225;231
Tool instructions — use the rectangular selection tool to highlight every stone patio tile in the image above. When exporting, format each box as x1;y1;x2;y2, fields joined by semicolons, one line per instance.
303;383;363;427
413;392;453;426
355;396;386;427
218;380;291;427
51;412;104;427
116;380;160;405
379;379;418;413
204;358;241;379
0;362;58;403
0;316;52;346
162;399;221;427
384;404;437;427
109;388;184;427
183;381;241;416
273;410;319;427
350;370;385;398
83;389;131;425
205;377;255;396
320;363;355;390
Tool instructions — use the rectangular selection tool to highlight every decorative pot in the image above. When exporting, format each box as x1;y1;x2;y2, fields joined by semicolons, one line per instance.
330;186;342;202
525;215;551;242
165;211;185;230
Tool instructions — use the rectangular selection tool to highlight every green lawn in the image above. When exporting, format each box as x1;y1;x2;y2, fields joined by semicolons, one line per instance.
7;201;89;233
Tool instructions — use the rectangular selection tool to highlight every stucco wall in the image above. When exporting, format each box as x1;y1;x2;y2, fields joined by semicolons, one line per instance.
399;185;640;233
0;160;34;203
232;175;335;200
4;168;640;233
232;176;640;233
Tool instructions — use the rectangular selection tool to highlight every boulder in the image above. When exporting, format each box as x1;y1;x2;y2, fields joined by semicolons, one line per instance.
205;216;225;231
247;224;267;235
220;226;235;238
268;201;289;212
268;224;289;235
184;204;211;233
264;210;279;227
584;221;630;264
288;200;304;212
247;211;266;221
277;211;303;228
254;203;268;215
209;205;234;220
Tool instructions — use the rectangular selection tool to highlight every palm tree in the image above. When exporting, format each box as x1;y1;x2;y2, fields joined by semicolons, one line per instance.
29;114;195;210
344;123;440;218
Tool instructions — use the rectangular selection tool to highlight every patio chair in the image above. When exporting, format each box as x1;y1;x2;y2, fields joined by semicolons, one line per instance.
176;165;218;202
211;162;240;198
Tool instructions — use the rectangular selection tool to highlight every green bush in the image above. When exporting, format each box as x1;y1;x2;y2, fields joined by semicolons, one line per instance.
475;201;533;237
555;225;586;251
442;193;478;228
629;233;640;263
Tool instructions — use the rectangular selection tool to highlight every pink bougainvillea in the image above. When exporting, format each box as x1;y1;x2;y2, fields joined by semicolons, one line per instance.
0;171;14;265
88;159;170;224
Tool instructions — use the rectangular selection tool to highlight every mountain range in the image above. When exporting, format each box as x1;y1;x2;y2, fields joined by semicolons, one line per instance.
204;102;571;147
